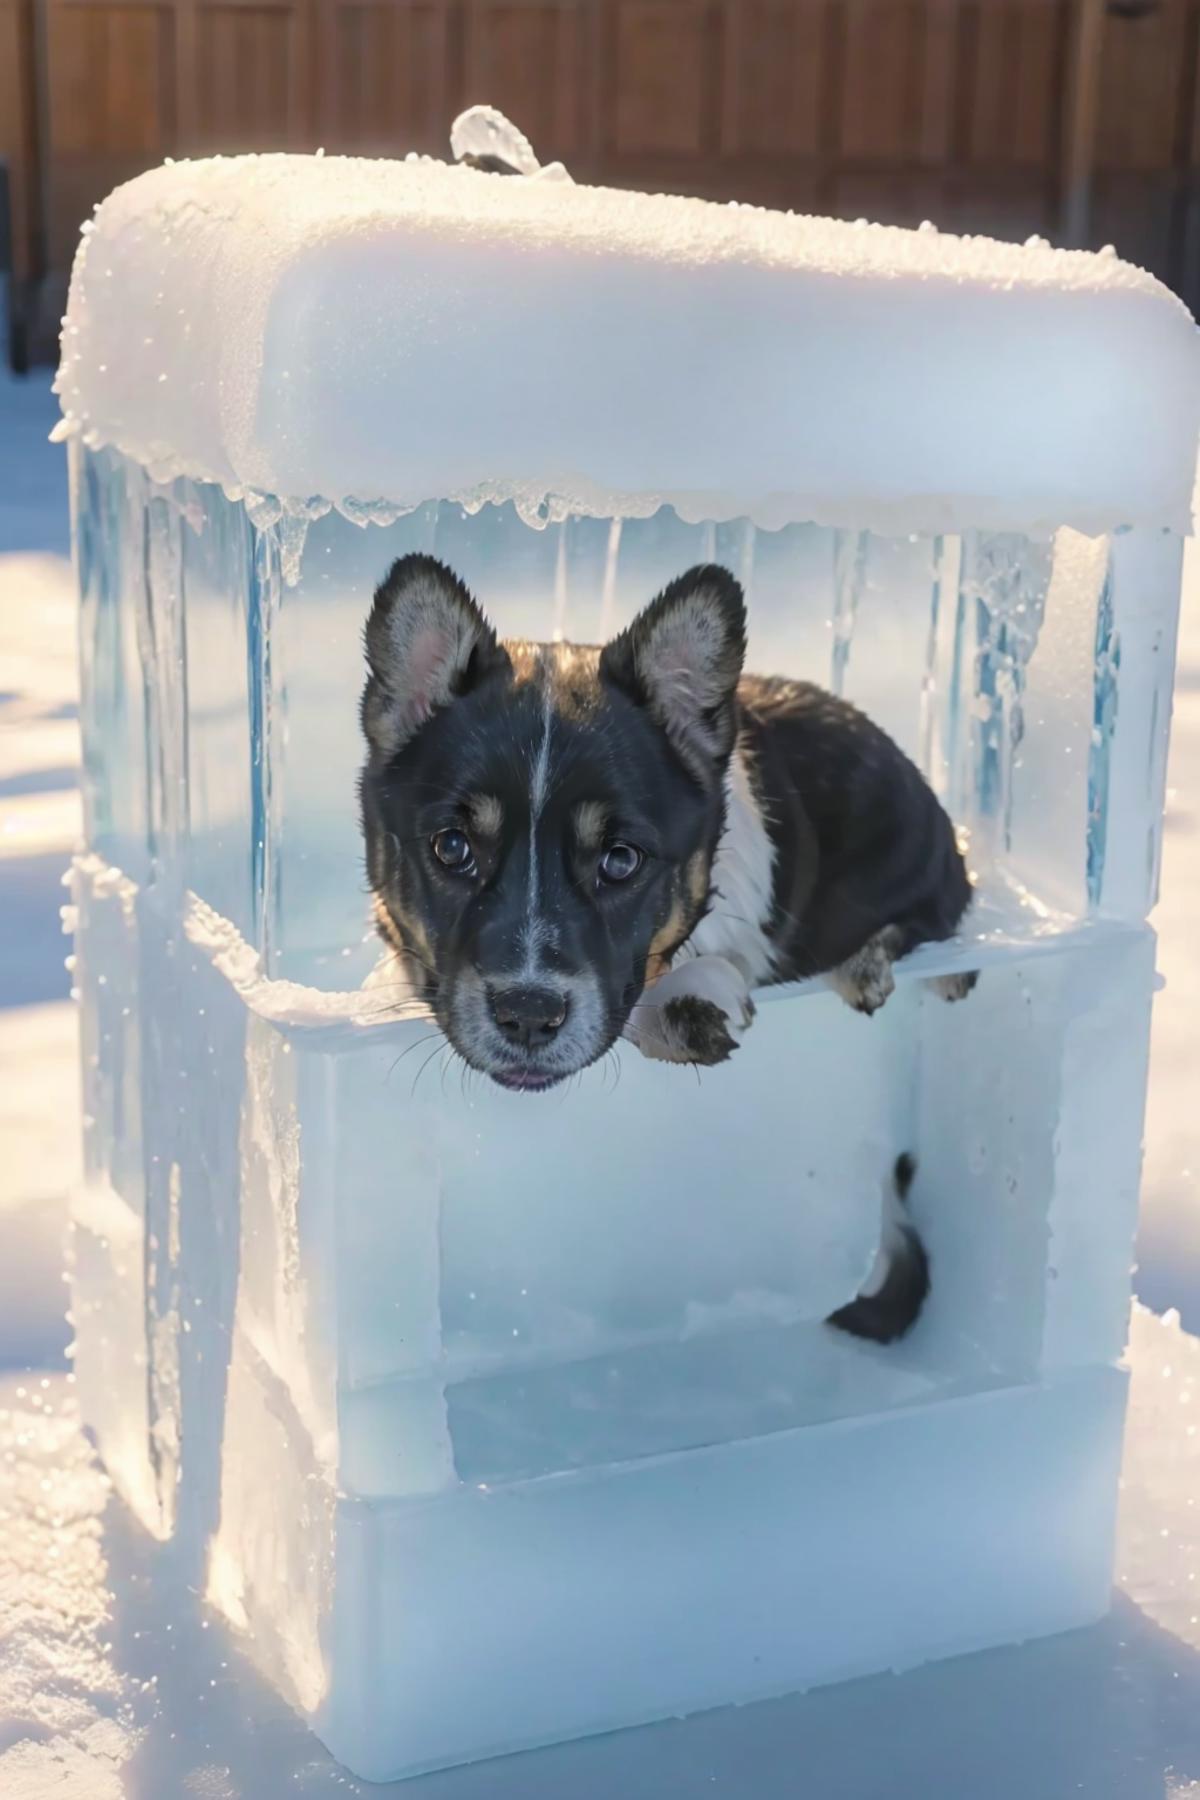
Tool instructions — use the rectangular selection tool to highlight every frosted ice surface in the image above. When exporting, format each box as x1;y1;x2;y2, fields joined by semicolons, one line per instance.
56;152;1200;536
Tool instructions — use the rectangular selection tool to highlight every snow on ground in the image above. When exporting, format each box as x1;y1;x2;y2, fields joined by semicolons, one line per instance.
4;1309;1200;1800
0;376;77;1374
1139;635;1200;1322
3;368;1200;1795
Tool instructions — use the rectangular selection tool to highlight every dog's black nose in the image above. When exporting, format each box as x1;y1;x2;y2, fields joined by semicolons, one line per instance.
489;986;568;1048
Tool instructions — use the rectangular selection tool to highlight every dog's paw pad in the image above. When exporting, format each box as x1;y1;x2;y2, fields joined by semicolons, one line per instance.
850;987;889;1016
624;954;754;1065
660;995;740;1065
829;944;896;1016
928;970;978;1003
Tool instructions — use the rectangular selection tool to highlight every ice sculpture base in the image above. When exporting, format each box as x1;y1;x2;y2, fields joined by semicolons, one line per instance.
68;850;1153;1781
217;1334;1126;1782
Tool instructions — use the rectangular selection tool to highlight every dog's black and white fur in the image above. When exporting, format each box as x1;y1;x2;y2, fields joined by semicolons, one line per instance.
360;555;973;1341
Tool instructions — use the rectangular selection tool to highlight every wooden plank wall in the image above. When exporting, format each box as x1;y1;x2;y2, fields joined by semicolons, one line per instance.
7;0;1200;360
1;0;37;274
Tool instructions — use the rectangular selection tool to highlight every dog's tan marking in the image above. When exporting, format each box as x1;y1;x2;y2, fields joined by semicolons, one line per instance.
573;800;608;851
374;893;435;968
467;793;503;838
506;641;543;685
643;855;710;988
645;892;687;985
373;893;404;953
686;848;711;910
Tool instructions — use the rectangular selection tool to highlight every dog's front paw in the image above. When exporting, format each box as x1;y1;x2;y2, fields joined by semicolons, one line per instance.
656;993;747;1064
625;954;755;1066
827;929;899;1016
926;970;978;1003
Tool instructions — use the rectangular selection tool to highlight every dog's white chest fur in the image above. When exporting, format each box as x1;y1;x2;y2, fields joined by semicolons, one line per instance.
624;747;776;1064
685;747;777;985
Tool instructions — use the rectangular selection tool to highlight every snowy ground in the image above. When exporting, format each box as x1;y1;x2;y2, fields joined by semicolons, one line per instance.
3;370;1200;1795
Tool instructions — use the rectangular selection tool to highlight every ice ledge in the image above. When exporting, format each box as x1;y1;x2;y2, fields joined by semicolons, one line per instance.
45;432;1196;543
180;887;405;1031
71;856;1157;1043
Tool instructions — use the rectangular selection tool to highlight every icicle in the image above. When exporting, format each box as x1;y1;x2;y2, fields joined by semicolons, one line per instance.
597;517;623;642
248;526;283;968
243;490;283;531
738;518;757;594
1087;555;1120;909
135;479;189;882
960;532;1053;853
279;514;310;588
714;519;757;595
831;530;869;695
918;535;946;785
551;517;570;643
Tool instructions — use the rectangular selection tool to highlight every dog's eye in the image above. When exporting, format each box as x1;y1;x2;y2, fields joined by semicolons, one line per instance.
432;828;475;873
598;842;642;885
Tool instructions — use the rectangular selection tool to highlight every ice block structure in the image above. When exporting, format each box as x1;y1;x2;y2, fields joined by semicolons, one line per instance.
58;141;1200;1781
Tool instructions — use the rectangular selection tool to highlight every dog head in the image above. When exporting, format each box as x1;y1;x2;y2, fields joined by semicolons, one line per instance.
360;554;746;1090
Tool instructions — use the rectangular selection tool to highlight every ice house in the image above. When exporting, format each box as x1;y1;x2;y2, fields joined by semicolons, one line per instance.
57;108;1200;1782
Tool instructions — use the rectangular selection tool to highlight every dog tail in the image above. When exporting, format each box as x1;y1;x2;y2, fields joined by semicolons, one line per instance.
827;1152;930;1345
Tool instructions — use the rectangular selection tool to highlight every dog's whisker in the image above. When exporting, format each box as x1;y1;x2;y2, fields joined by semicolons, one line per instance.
438;1047;460;1098
355;997;438;1023
411;1038;451;1097
387;1032;447;1081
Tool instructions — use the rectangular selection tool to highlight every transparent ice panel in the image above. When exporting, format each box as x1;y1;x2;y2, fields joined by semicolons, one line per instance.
67;428;1183;1782
180;475;257;939
72;446;1182;994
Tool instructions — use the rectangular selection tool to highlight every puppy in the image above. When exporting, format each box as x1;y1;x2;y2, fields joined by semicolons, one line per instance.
359;555;974;1091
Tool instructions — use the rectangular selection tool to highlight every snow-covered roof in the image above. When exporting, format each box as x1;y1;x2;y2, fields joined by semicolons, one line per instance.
55;150;1200;537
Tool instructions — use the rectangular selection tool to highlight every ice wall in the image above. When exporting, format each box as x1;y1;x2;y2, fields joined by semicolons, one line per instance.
66;436;1180;1779
76;446;1181;989
69;830;1152;1777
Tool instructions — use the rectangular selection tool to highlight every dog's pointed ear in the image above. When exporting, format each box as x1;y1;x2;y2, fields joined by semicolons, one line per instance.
362;555;509;760
599;565;747;772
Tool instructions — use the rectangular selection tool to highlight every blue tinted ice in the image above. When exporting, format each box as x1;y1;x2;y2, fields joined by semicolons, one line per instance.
58;134;1200;1784
69;440;1183;1780
74;444;1181;989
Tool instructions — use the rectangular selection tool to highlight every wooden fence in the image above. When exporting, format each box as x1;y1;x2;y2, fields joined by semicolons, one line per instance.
5;0;1200;365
